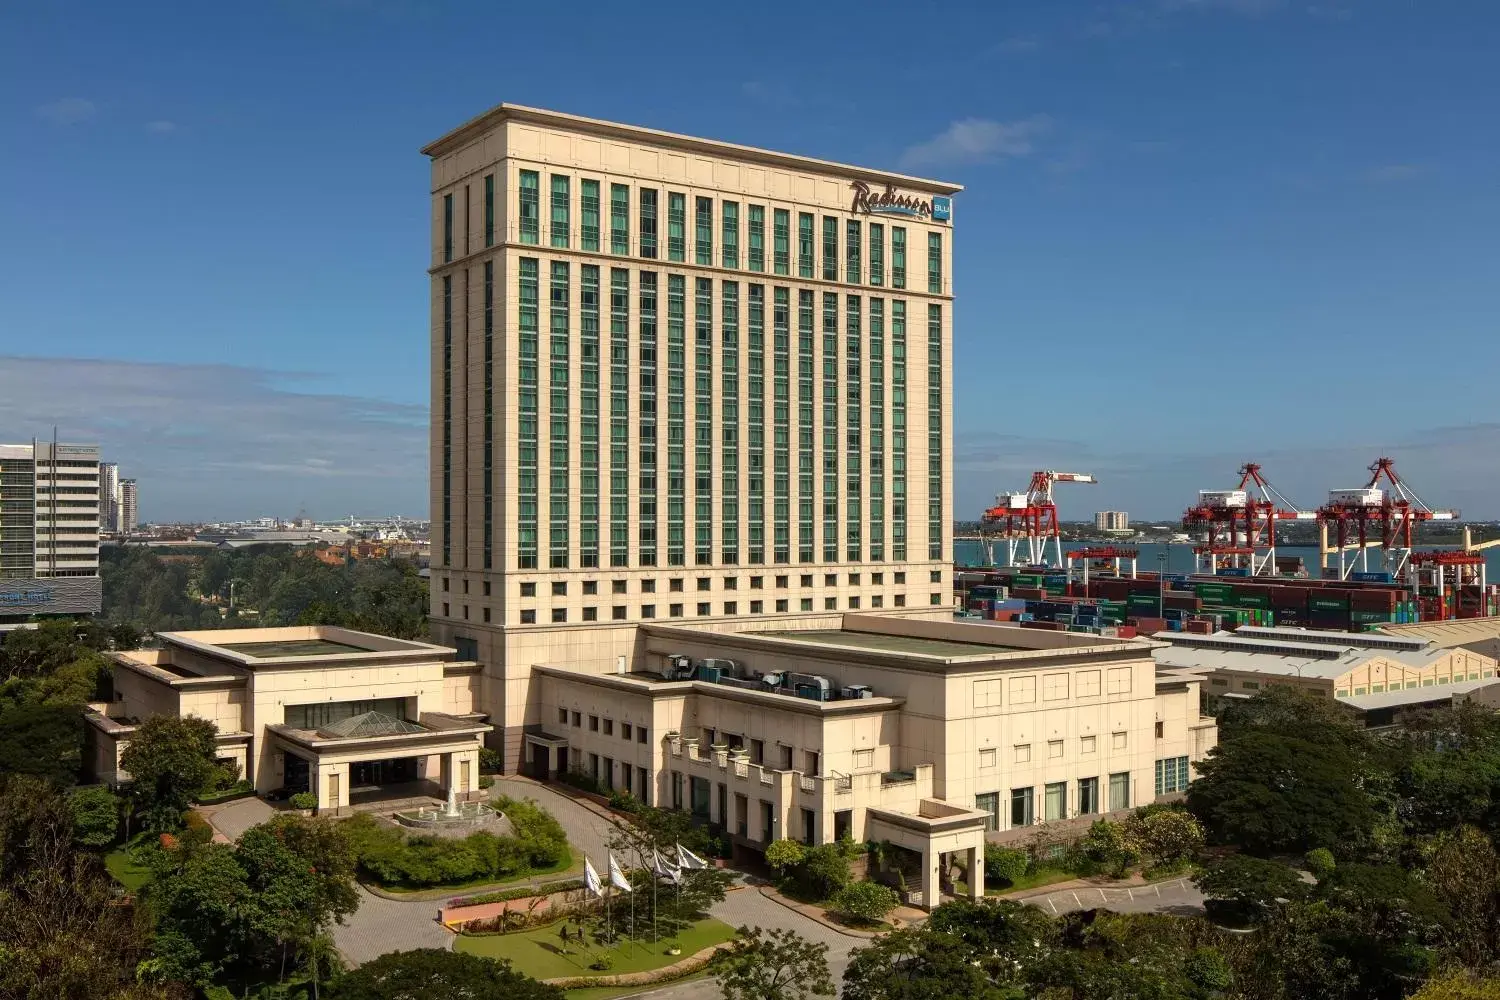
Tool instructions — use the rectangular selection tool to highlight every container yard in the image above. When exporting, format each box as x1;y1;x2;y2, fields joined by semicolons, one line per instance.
962;458;1500;635
956;566;1499;637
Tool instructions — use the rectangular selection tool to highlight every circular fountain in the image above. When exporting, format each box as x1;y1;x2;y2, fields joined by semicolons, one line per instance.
394;787;505;833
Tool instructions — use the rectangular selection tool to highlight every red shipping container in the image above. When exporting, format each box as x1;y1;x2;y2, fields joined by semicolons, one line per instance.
1116;625;1138;638
1271;585;1313;608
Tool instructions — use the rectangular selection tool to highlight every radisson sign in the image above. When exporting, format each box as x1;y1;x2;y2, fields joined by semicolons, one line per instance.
849;181;951;222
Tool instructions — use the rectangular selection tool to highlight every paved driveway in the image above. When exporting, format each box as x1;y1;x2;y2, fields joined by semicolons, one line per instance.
202;796;275;841
490;776;619;869
1020;877;1205;917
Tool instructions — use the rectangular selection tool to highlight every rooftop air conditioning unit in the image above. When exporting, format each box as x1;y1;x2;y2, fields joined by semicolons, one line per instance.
841;684;874;699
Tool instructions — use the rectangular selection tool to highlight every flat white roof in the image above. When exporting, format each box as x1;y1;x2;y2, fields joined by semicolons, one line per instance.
1339;677;1499;711
1153;629;1449;680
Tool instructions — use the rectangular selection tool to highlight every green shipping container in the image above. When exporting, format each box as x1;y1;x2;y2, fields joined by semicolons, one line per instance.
1195;584;1232;598
1236;594;1271;608
1310;597;1350;611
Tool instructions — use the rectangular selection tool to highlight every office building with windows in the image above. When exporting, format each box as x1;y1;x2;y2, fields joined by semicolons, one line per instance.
423;105;961;767
1;441;103;622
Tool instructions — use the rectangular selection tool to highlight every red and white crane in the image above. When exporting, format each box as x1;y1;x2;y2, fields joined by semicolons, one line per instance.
1183;463;1315;577
1317;457;1458;581
980;470;1096;567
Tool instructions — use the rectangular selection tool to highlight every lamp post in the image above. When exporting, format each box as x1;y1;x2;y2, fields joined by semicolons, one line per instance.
1158;550;1169;618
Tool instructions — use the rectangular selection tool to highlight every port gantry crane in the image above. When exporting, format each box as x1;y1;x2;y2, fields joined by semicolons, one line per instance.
979;470;1097;568
1316;457;1459;582
1183;463;1315;577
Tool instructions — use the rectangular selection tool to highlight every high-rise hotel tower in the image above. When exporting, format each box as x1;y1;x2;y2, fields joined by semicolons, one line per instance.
423;106;960;768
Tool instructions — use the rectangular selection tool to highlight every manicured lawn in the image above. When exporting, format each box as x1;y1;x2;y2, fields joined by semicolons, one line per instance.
369;849;574;897
104;833;154;892
969;867;1079;896
456;917;736;982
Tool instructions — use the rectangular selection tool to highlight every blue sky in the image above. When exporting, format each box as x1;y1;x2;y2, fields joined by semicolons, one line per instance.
2;0;1498;523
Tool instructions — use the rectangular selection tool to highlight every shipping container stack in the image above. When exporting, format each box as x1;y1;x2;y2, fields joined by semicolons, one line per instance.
953;564;1497;635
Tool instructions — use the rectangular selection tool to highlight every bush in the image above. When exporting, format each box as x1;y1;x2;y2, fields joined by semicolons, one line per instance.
181;810;214;846
833;880;899;924
478;746;502;774
608;790;642;813
797;843;854;900
1077;819;1138;878
1185;947;1233;993
289;792;318;810
69;785;122;849
558;769;604;795
984;845;1029;885
1305;847;1336;880
765;838;807;874
478;775;495;790
194;780;254;805
340;798;570;888
1123;808;1205;869
450;879;586;907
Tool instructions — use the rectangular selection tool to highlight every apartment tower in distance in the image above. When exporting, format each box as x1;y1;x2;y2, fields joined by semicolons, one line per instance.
119;478;139;534
0;441;104;624
99;461;121;534
423;106;961;768
1094;511;1129;532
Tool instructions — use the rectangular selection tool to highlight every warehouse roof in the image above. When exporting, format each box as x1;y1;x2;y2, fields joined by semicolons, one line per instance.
1378;617;1500;650
1153;628;1450;680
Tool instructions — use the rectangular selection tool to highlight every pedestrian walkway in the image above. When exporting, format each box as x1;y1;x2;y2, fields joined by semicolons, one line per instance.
200;796;275;842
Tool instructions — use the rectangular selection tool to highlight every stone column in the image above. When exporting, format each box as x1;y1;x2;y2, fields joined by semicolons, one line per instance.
921;848;942;910
967;844;985;899
440;751;456;797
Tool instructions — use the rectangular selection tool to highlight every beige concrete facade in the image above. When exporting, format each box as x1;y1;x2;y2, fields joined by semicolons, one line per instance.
422;105;962;770
522;615;1214;906
86;626;489;814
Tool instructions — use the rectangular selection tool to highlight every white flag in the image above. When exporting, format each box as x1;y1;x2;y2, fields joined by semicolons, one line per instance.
608;853;633;893
653;850;681;884
584;856;603;897
676;843;707;870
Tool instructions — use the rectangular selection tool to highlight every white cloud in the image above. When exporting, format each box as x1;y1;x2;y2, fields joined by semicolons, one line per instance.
0;357;428;522
898;116;1050;171
145;120;178;134
36;98;98;126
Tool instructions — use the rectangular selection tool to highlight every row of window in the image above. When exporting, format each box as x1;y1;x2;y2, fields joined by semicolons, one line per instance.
502;263;943;571
441;171;948;295
441;568;941;597
504;591;946;624
978;732;1122;768
976;773;1130;831
508;569;936;597
560;709;651;744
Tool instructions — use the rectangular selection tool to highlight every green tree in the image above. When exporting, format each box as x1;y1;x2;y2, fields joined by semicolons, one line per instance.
0;619;108;680
1407;971;1500;1000
1187;729;1380;856
1425;825;1500;968
1194;855;1307;926
0;776;173;1000
713;926;835;1000
833;880;899;924
0;701;85;785
843;925;1016;1000
119;714;220;830
764;837;806;876
69;784;123;848
327;949;562;999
